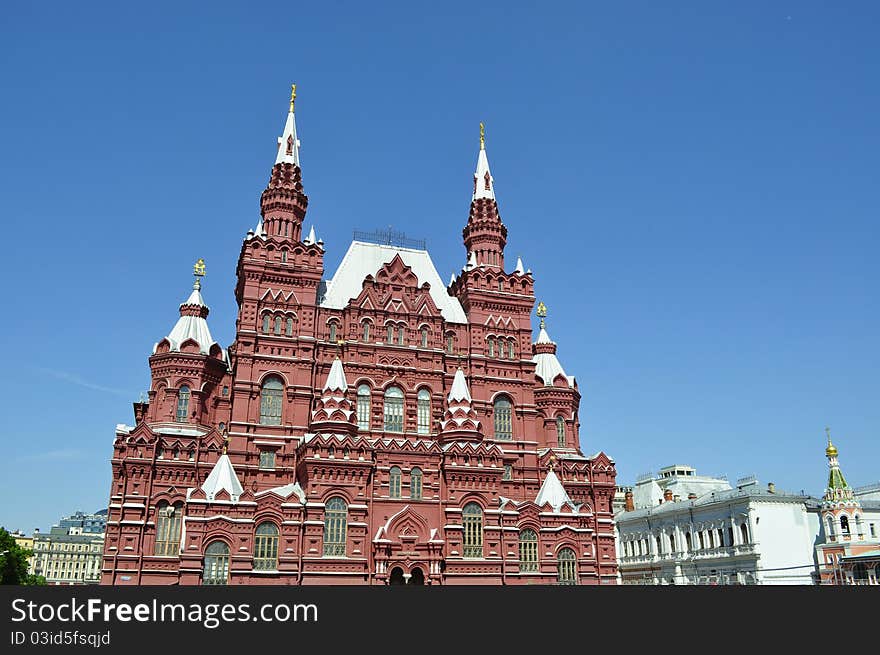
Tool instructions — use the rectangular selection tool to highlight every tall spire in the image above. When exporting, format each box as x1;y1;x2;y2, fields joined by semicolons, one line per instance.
532;303;574;388
439;368;482;443
824;428;851;496
260;84;308;242
463;122;507;270
275;83;301;166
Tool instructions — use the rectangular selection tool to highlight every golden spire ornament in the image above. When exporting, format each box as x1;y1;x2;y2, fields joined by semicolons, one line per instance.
479;122;485;150
536;301;547;329
193;258;206;289
290;83;297;112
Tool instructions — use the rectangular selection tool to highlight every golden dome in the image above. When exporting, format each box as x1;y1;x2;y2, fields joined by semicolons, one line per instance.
825;442;838;457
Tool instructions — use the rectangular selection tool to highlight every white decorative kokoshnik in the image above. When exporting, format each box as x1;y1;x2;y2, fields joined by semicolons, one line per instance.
201;453;244;502
535;468;578;512
156;280;219;355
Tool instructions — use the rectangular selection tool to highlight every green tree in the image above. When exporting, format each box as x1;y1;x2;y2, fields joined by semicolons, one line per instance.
0;527;45;585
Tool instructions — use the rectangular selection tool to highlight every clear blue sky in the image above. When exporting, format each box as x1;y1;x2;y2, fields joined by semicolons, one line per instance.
1;2;877;532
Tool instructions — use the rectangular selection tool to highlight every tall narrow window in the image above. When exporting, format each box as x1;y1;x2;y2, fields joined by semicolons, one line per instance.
556;416;566;447
329;322;337;342
420;327;428;348
259;377;283;425
323;498;347;556
685;532;692;552
384;386;404;433
154;502;183;556
503;464;512;480
499;340;506;358
387;325;395;343
356;384;371;431
397;325;404;345
176;386;190;422
462;503;483;558
253;523;279;570
285;317;293;336
488;338;495;357
494;397;513;440
508;339;516;359
274;316;282;335
519;529;538;572
417;389;431;435
557;548;577;585
410;467;423;500
363;321;371;342
389;467;402;498
740;523;749;544
498;279;503;292
262;315;270;333
446;334;454;353
202;541;230;585
841;516;850;535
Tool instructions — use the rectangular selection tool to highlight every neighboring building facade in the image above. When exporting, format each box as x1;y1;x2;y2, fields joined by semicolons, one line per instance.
101;91;618;585
11;530;35;574
813;432;880;585
30;525;105;585
59;510;107;534
615;466;819;585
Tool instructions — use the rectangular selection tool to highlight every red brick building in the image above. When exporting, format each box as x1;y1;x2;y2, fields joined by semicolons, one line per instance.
101;90;618;585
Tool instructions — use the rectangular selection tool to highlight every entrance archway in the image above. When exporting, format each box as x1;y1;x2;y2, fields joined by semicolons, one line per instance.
410;567;425;585
389;567;405;585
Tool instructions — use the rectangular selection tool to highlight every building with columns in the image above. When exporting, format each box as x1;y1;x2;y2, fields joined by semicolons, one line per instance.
100;89;618;585
813;432;880;585
615;466;819;585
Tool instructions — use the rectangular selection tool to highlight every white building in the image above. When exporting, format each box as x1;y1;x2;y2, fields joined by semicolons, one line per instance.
615;466;819;585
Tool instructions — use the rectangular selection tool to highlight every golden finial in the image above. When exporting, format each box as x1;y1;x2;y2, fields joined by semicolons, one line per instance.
825;427;838;458
194;258;206;278
222;428;229;455
536;301;547;329
479;122;485;150
548;454;557;471
290;83;297;112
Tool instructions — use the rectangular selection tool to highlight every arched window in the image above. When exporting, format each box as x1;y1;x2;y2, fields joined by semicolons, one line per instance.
417;389;431;435
176;386;190;422
487;338;495;357
154;502;183;556
323;498;347;556
274;316;282;335
420;327;428;348
262;315;270;333
397;325;405;345
462;502;483;558
841;515;850;535
827;516;835;539
356;384;371;430
498;279;503;292
446;334;454;353
285;317;293;337
362;321;371;342
557;547;577;585
669;533;676;552
202;541;230;585
519;528;538;572
685;532;692;552
740;523;749;544
656;535;663;553
508;339;516;359
254;522;279;570
499;340;507;358
328;322;337;342
556;416;565;447
389;467;402;498
410;467;423;500
494;397;513;440
259;377;283;425
384;386;404;433
387;325;395;343
698;531;705;549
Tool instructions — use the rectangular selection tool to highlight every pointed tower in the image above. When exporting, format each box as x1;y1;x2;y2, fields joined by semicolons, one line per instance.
535;462;578;512
532;303;580;450
147;259;229;426
439;368;483;444
820;429;861;532
462;122;507;270
309;358;358;435
260;84;309;242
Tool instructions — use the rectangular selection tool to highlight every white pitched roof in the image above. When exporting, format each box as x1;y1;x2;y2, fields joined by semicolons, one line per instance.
320;241;468;324
514;257;525;275
201;454;244;502
535;469;575;511
324;357;348;392
156;284;219;355
275;106;300;166
303;225;316;245
473;147;495;200
532;327;574;388
257;481;306;503
447;368;472;403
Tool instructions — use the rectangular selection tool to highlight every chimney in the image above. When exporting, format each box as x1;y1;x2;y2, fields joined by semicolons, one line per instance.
663;489;674;503
767;482;776;494
625;491;634;512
